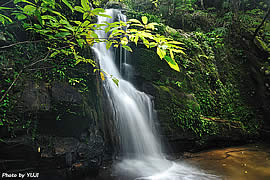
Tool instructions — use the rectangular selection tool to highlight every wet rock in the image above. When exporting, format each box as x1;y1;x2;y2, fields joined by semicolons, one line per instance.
22;81;50;111
66;129;105;178
1;133;105;178
51;82;82;104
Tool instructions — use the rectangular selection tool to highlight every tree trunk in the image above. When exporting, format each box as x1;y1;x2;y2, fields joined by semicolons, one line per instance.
201;0;205;10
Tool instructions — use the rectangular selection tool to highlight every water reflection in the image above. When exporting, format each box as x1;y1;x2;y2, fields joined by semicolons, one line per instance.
184;143;270;180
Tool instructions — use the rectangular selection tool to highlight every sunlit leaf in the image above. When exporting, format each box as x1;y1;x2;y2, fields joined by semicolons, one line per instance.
62;0;73;12
97;14;112;18
0;7;12;10
129;19;142;24
164;55;180;72
74;6;84;13
134;35;139;45
157;47;166;59
106;41;112;50
171;49;185;54
81;0;91;11
77;39;86;48
23;5;36;15
168;41;184;45
142;16;148;25
122;45;132;52
92;8;105;15
14;0;35;6
100;72;105;81
121;37;128;45
112;77;119;86
169;49;174;60
146;23;155;30
16;14;27;20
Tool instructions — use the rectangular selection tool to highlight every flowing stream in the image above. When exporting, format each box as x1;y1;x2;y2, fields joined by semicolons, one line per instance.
92;9;219;180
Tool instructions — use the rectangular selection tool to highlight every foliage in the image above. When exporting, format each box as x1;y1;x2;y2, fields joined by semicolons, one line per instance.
0;0;184;77
0;0;186;131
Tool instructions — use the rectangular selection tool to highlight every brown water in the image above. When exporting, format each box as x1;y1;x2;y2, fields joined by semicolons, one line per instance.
94;143;270;180
183;143;270;180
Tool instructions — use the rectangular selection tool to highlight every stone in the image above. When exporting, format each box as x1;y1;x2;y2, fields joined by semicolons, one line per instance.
22;81;50;111
52;82;82;104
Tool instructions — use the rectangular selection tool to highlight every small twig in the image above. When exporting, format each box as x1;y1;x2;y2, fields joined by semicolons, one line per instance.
0;50;52;102
0;40;45;49
0;36;75;49
0;0;13;7
0;70;23;103
26;66;54;71
24;50;51;69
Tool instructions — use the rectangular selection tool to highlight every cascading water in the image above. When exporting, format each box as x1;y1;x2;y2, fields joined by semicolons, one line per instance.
93;9;219;180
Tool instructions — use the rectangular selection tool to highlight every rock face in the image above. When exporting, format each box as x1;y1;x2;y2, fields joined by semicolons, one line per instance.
0;130;104;179
1;65;106;178
130;46;258;152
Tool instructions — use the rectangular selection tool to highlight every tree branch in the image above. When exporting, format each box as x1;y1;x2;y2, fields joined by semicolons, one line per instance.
0;70;23;103
0;0;13;7
0;50;52;103
253;7;270;40
0;40;45;49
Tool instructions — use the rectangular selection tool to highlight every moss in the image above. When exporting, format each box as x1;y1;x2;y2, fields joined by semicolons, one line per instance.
132;29;260;142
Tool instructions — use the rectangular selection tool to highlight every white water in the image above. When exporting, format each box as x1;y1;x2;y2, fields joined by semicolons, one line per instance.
93;9;219;180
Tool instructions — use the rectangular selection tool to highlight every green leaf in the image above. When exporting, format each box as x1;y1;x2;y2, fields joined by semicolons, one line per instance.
55;32;71;38
121;37;128;45
122;45;132;52
62;0;73;12
146;23;155;30
112;77;119;87
100;72;105;81
171;49;185;54
17;14;27;20
35;10;43;25
23;5;36;15
164;55;180;72
142;16;148;25
129;19;142;24
0;7;12;10
74;6;84;13
134;35;139;45
46;8;66;19
106;41;112;50
83;12;89;20
50;51;60;58
168;41;184;45
141;37;149;47
81;0;91;11
97;14;112;18
149;42;157;48
41;15;56;21
157;47;166;59
92;8;105;15
14;0;35;6
0;14;12;23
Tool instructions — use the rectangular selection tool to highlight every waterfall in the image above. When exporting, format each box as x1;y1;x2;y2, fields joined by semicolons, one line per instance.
93;9;219;180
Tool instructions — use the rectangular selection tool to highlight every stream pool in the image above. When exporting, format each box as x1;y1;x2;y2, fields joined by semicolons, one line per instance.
93;143;270;180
